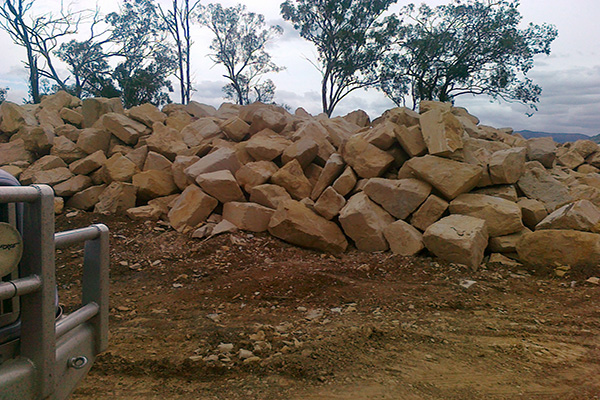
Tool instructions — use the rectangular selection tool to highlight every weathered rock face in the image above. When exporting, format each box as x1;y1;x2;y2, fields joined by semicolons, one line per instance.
363;178;431;220
53;175;93;197
419;108;464;156
535;199;600;233
406;155;482;200
517;164;573;212
449;193;523;237
281;137;318;169
196;170;245;204
332;166;357;197
223;202;274;232
235;161;278;192
338;192;395;252
0;139;33;166
423;215;488;269
314;187;346;220
517;230;600;269
526;137;556;168
517;198;548;230
489;147;526;185
132;170;178;201
268;200;348;253
82;98;124;128
168;185;218;232
249;184;292;209
342;135;394;179
245;133;292;161
103;153;138;183
383;220;424;256
184;147;242;180
67;185;106;210
0;102;37;133
102;112;148;145
310;153;345;200
409;195;449;231
270;159;312;200
94;182;136;214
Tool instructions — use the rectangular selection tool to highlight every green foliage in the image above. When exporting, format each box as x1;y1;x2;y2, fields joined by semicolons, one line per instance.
106;0;176;107
380;0;557;110
200;3;283;105
0;87;7;103
281;0;398;116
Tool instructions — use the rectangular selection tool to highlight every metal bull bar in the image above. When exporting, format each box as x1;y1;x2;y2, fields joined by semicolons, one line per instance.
0;184;109;400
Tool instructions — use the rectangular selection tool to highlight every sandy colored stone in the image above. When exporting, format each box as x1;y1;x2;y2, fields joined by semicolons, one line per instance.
332;166;357;197
384;220;425;256
339;192;395;252
247;107;289;135
489;147;526;184
124;145;149;170
249;184;292;209
395;124;427;157
180;118;222;147
143;151;172;172
69;150;106;175
235;161;278;192
171;155;200;190
223;202;275;232
103;153;139;183
271;159;312;200
220;117;250;142
168;185;218;232
245;133;292;161
449;193;523;237
420;109;463;156
310;153;345;200
76;128;111;155
82;97;124;128
102;112;148;145
53;175;93;197
363;178;431;220
572;140;599;158
406;155;482;200
146;122;188;161
517;230;600;269
185;101;217;118
165;110;194;132
526;137;556;168
423;215;488;270
54;197;64;214
535;200;600;233
281;137;318;169
0;139;33;166
472;185;518;202
0;102;37;133
268;200;348;253
36;107;63;129
557;148;585;170
20;155;66;185
517;198;548;229
196;170;245;203
12;125;53;153
380;107;421;127
342;135;394;179
127;103;167;127
409;194;449;231
126;205;163;220
94;182;137;214
60;107;83;126
360;121;396;150
32;167;73;186
66;185;106;210
488;228;531;253
185;147;242;180
132;170;178;201
517;165;573;212
293;121;337;164
314;187;346;220
51;136;87;163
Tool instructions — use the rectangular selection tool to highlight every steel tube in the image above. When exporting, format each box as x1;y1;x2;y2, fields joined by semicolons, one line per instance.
55;302;99;339
55;226;102;249
0;276;43;301
0;186;42;203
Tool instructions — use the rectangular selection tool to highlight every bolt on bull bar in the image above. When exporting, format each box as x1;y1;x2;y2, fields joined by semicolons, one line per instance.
0;184;109;400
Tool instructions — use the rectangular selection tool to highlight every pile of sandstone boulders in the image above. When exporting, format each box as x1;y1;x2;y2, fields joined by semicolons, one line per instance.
1;91;600;271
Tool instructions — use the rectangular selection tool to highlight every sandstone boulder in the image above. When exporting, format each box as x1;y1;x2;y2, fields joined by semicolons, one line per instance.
143;151;172;172
394;124;427;157
449;193;523;237
196;170;245;203
517;230;600;269
102;112;148;144
168;185;218;232
360;121;396;150
338;192;395;252
409;194;449;231
342;135;394;179
423;215;488;270
82;97;124;127
32;167;73;186
405;155;482;200
270;159;312;200
0;139;33;166
249;184;292;209
50;136;87;163
489;147;526;184
66;185;106;210
517;165;573;212
314;187;346;220
171;155;199;190
536;199;600;233
526;137;556;168
383;220;424;256
517;198;548;229
53;175;93;197
94;182;136;214
245;132;292;161
363;178;431;220
69;150;106;175
180;118;222;147
281;137;318;168
103;153;138;183
76;128;111;154
268;200;348;253
59;108;83;127
223;202;275;232
20;155;66;185
0;102;37;133
132;170;178;201
126;103;167;127
557;149;585;170
235;160;278;192
146;122;188;160
220;117;250;142
185;101;217;118
472;185;518;202
488;228;531;253
310;153;345;200
332;166;357;197
184;147;242;180
419;108;463;156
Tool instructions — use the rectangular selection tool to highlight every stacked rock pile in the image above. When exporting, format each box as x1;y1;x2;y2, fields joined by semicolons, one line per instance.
1;91;599;270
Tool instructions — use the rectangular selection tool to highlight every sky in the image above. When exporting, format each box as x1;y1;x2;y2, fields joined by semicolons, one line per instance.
1;0;599;136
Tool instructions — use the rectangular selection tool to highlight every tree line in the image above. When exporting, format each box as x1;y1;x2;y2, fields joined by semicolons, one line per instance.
0;0;557;116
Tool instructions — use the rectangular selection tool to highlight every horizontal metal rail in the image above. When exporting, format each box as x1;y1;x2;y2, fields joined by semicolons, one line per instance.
55;302;99;339
55;226;103;249
0;186;43;203
0;276;42;301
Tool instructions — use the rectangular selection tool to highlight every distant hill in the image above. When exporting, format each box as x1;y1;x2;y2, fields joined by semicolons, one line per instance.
516;130;597;144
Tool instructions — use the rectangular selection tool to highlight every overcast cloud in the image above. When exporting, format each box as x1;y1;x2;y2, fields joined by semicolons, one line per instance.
1;0;599;135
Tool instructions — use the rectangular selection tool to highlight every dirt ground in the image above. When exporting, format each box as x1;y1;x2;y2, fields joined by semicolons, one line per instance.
54;211;600;400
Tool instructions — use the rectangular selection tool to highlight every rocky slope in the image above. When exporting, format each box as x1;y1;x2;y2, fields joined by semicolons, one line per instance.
1;91;599;270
